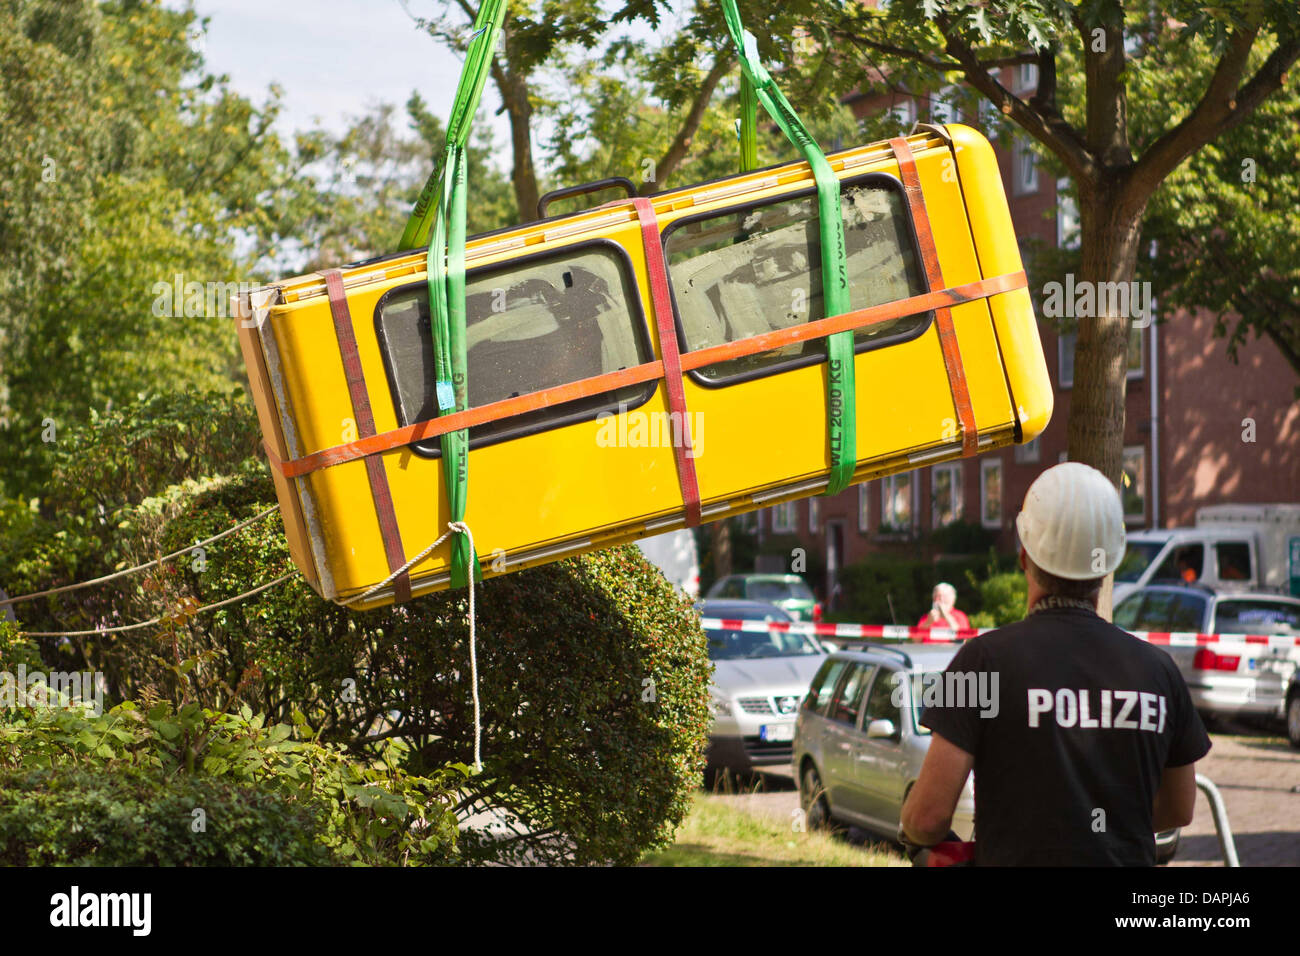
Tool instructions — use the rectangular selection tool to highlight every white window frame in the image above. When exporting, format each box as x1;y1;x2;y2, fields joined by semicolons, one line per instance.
1127;323;1145;381
808;496;820;534
931;464;963;528
1059;325;1143;388
1121;445;1147;524
890;97;915;129
858;483;871;533
1016;62;1039;94
1058;331;1076;388
1056;177;1080;250
771;501;796;534
1014;139;1039;195
930;84;960;125
980;458;1003;530
1014;436;1042;465
880;472;916;534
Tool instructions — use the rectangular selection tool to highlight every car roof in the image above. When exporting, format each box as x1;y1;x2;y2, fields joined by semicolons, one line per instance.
1119;585;1300;606
827;643;959;672
697;599;795;621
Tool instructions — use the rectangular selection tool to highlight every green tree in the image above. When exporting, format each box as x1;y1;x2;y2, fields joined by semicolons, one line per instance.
827;0;1300;486
1140;73;1300;387
0;0;296;500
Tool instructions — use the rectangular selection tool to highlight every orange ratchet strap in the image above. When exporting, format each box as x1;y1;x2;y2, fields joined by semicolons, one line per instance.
322;269;412;602
889;137;979;457
265;267;1025;481
633;197;702;527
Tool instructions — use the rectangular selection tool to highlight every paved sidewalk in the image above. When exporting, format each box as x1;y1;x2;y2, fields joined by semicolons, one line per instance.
719;729;1300;866
1169;731;1300;867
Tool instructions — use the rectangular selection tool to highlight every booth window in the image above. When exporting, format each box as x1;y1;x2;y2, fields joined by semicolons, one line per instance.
663;178;931;386
375;242;655;457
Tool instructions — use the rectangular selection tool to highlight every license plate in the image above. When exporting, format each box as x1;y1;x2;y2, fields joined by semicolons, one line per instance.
760;723;794;742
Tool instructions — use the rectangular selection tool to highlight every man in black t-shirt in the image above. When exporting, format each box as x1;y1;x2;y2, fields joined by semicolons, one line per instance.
900;463;1211;866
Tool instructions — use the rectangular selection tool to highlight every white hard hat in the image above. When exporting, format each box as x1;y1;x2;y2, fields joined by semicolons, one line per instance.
1015;462;1126;580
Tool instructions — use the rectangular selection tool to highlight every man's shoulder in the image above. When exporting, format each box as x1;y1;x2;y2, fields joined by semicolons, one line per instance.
970;610;1159;649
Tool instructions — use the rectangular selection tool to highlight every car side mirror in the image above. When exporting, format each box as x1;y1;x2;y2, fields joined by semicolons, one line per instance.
866;718;897;740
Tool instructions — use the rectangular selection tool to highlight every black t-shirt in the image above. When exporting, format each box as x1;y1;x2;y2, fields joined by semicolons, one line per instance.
921;607;1211;866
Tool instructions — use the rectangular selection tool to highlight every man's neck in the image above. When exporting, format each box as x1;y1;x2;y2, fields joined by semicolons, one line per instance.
1029;595;1098;615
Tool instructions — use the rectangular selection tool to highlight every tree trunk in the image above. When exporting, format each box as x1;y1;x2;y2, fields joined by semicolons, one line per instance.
498;68;540;223
711;520;733;582
1069;178;1149;618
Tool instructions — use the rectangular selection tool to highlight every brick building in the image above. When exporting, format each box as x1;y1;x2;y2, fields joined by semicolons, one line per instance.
751;66;1300;604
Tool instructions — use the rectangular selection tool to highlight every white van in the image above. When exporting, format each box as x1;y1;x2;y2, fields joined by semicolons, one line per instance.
1114;504;1300;604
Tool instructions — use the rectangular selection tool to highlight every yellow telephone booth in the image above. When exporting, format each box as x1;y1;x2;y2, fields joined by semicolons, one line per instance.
236;124;1051;608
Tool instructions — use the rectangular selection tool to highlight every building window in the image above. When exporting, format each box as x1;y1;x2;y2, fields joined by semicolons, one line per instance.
1015;62;1039;94
771;501;797;533
981;458;1003;529
931;464;963;528
890;97;915;130
881;473;914;533
978;69;1003;129
1014;140;1038;195
1121;446;1146;522
808;496;820;534
1127;324;1145;380
1058;325;1144;388
1014;436;1041;465
930;84;960;124
1056;178;1079;250
858;484;871;533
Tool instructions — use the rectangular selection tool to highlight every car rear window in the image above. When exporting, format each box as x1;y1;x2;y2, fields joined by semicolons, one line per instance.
748;579;814;601
1214;601;1300;635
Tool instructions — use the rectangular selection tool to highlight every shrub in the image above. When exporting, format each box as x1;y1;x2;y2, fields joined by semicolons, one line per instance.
0;767;336;866
0;700;466;866
3;391;714;866
966;571;1029;627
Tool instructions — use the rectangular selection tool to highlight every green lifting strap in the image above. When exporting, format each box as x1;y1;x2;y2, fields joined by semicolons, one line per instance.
399;0;508;588
720;0;857;496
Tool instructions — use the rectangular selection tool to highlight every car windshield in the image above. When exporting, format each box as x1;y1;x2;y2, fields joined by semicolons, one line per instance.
1115;541;1166;582
1214;601;1300;636
704;626;822;661
748;579;814;601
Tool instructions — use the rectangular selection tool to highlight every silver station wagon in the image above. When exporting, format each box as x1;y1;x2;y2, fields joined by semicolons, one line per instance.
792;644;975;841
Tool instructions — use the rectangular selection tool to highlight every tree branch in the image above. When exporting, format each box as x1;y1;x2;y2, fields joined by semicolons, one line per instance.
1132;28;1300;196
937;25;1097;186
640;52;733;195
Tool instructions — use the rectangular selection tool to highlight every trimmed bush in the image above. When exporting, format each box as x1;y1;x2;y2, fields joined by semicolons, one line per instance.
0;767;336;866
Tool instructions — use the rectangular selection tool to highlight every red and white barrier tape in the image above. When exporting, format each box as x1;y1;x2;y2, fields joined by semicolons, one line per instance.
699;618;1300;651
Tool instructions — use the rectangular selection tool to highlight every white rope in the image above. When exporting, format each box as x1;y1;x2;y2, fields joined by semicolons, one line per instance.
341;520;482;773
19;569;300;637
0;505;280;609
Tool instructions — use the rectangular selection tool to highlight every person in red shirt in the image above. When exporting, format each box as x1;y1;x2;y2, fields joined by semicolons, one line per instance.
916;582;970;632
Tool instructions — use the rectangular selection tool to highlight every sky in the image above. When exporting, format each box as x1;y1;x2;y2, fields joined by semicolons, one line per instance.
182;0;512;145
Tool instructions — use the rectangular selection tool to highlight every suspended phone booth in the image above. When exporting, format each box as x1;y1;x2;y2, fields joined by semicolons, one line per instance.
235;120;1052;610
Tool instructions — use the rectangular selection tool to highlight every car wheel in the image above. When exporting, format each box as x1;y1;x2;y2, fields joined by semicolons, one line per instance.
1286;694;1300;751
800;764;832;830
